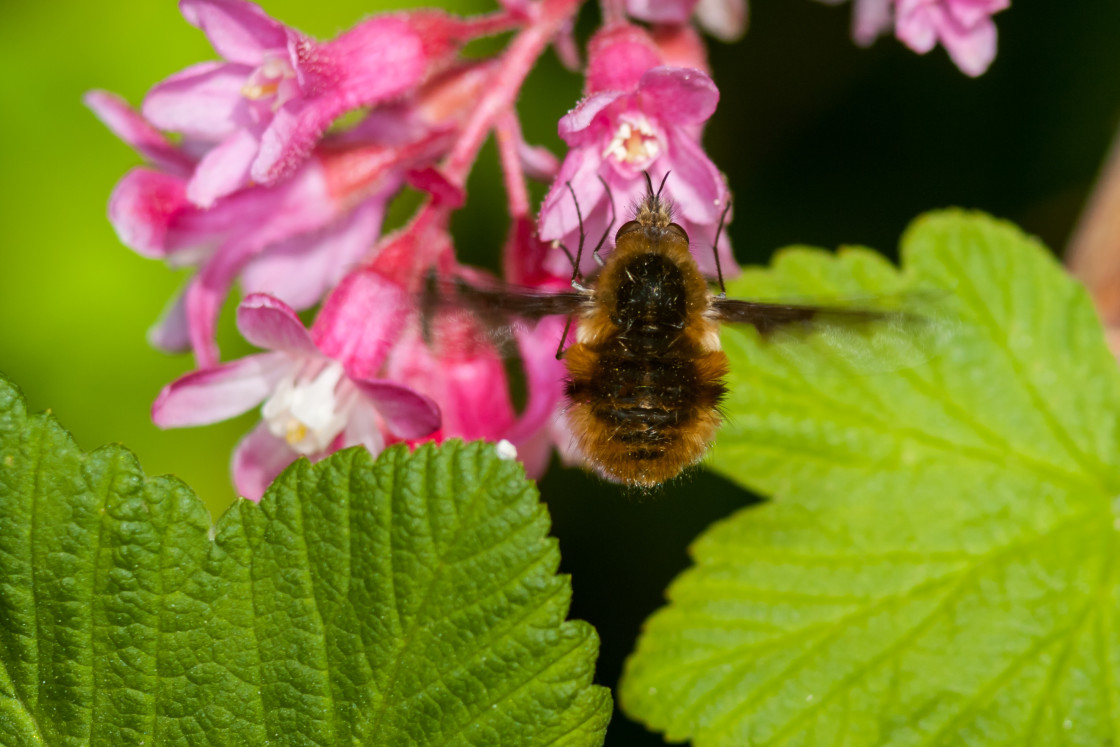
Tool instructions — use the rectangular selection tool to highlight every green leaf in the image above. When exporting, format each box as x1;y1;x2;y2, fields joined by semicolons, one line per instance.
0;378;610;746
619;211;1120;746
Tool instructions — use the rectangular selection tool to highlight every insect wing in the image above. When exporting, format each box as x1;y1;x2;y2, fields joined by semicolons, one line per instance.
711;293;957;376
419;273;586;358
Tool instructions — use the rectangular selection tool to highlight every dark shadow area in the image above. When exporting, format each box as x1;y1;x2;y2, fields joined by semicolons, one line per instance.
541;460;758;743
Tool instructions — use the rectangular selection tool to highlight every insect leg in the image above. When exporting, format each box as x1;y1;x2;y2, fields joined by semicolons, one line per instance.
556;242;578;271
711;200;732;297
564;181;588;289
555;315;573;360
592;176;615;267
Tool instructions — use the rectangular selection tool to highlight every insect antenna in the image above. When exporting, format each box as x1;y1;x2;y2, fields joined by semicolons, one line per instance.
592;175;616;267
711;200;732;296
656;171;671;199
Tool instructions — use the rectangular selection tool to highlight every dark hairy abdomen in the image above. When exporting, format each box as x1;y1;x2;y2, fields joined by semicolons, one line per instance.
566;252;725;457
567;336;724;450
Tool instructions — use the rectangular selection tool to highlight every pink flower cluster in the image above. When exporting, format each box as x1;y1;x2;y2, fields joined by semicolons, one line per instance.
820;0;1010;76
90;0;741;498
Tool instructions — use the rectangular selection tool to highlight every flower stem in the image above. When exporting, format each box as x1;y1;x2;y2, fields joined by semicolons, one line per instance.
442;0;584;189
599;0;626;26
496;111;531;219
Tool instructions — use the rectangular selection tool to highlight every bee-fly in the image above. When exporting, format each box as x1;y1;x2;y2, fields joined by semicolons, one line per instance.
560;179;730;487
427;174;934;488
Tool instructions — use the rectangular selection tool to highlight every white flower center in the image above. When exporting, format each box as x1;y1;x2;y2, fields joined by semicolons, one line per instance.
262;361;355;455
242;53;298;110
602;113;664;169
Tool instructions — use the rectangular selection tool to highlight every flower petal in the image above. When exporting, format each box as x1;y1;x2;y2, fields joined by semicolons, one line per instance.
661;131;725;224
852;0;894;46
351;379;441;439
177;164;336;365
637;67;719;127
108;168;190;258
297;15;427;101
147;281;193;353
143;61;252;140
519;140;560;182
180;0;293;65
235;294;318;354
84;90;196;175
693;0;748;42
894;1;939;53
251;98;322;185
385;329;515;440
537;144;607;243
625;0;698;25
312;268;414;380
186;127;260;207
680;215;739;279
184;245;250;367
231;421;299;501
340;401;387;456
946;0;1009;29
505;317;569;443
557;91;623;142
152;351;289;427
935;9;999;76
585;24;662;94
240;192;387;310
252;15;433;184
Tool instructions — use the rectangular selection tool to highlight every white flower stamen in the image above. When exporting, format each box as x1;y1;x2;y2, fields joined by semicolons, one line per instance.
602;113;664;169
262;361;355;455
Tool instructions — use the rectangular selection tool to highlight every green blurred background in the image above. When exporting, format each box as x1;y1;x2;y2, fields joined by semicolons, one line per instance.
3;1;1119;743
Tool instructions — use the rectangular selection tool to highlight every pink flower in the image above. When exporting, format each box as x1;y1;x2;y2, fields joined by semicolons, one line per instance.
895;0;1008;76
491;218;591;475
538;27;735;280
625;0;700;26
649;25;712;74
819;0;1007;76
153;294;439;500
107;154;402;367
383;286;570;480
92;64;493;366
321;217;572;479
142;0;470;206
84;91;199;177
626;0;747;42
692;0;749;41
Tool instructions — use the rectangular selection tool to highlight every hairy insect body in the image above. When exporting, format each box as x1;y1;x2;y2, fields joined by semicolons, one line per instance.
564;208;729;487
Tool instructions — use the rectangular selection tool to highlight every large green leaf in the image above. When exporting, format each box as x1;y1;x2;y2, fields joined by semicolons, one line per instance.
620;211;1120;745
0;377;610;745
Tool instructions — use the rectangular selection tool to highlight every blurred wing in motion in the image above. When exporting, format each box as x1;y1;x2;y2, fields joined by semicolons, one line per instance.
427;275;588;320
419;272;587;358
711;292;957;375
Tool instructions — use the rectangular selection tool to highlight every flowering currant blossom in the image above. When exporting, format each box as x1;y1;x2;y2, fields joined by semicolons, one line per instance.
142;0;476;206
315;215;570;479
153;293;439;500
498;217;584;474
625;0;748;43
90;64;492;367
819;0;1008;76
894;0;1009;76
538;24;736;281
